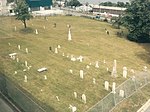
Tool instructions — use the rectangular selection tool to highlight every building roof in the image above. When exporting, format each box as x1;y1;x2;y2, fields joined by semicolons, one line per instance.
93;5;126;11
26;0;52;7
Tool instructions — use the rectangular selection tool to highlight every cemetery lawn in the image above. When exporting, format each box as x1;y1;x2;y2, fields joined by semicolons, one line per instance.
0;16;150;112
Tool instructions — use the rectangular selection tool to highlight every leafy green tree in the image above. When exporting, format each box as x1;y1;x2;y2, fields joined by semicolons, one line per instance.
122;0;150;42
7;0;14;3
14;1;32;28
100;2;116;6
67;0;81;7
116;2;125;7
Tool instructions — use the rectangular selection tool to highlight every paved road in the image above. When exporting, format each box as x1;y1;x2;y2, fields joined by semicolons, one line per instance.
0;98;14;112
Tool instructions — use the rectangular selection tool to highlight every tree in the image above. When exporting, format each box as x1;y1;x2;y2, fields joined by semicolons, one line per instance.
67;0;81;7
14;1;32;28
7;0;14;3
116;2;125;7
122;0;150;42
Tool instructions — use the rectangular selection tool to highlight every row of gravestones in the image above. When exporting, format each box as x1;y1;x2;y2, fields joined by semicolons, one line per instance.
8;40;148;112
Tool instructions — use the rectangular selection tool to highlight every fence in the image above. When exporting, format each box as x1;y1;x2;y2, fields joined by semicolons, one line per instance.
0;73;47;112
87;71;150;112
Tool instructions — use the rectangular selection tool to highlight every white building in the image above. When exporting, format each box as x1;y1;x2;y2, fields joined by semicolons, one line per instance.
93;5;126;17
0;0;7;15
0;0;15;15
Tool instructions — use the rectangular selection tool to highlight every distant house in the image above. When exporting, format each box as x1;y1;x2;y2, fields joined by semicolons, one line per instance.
0;0;7;15
92;5;126;17
0;0;15;15
26;0;53;11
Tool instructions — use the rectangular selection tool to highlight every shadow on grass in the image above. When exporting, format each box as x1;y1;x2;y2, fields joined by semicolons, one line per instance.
19;27;34;34
0;72;57;112
136;43;150;64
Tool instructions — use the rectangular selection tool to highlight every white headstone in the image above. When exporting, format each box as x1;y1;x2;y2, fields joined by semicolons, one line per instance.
79;56;83;62
69;105;77;112
14;71;17;74
68;28;72;41
44;75;47;80
58;45;61;49
71;57;76;61
104;81;109;91
119;90;125;97
24;75;27;82
111;60;117;77
95;61;99;68
123;67;127;78
80;70;84;79
86;65;90;69
74;92;77;98
56;96;60;101
8;43;11;46
25;61;28;67
14;26;16;31
62;53;65;56
25;48;29;54
16;58;19;62
130;69;135;74
89;63;92;65
43;26;46;29
69;69;73;74
143;66;147;72
112;82;116;94
93;78;96;84
55;48;58;54
12;56;16;60
35;29;38;35
103;60;106;64
81;94;86;104
23;69;27;72
106;67;109;72
18;45;21;50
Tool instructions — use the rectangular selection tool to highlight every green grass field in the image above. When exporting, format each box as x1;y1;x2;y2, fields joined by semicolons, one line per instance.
0;16;150;112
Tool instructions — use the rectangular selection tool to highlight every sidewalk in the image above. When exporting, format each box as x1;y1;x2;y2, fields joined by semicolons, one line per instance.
0;98;14;112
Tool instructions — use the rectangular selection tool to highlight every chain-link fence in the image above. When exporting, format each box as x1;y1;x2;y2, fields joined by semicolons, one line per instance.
0;73;47;112
87;71;150;112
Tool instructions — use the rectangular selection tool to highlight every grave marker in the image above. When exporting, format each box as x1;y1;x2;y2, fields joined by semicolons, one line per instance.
68;28;72;41
58;45;61;49
123;67;127;78
81;94;86;104
35;29;38;35
69;105;77;112
119;90;125;97
95;61;99;68
111;60;117;77
69;69;73;74
86;65;90;69
93;78;96;84
18;45;21;50
56;96;60;101
14;26;16;31
55;48;58;54
25;48;29;54
25;61;28;67
44;75;47;80
74;92;77;98
143;66;147;72
24;75;27;82
16;58;19;62
80;70;84;79
112;82;116;94
104;81;109;91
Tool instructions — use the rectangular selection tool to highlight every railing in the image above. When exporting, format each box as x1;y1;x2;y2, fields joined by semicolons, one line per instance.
86;71;150;112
